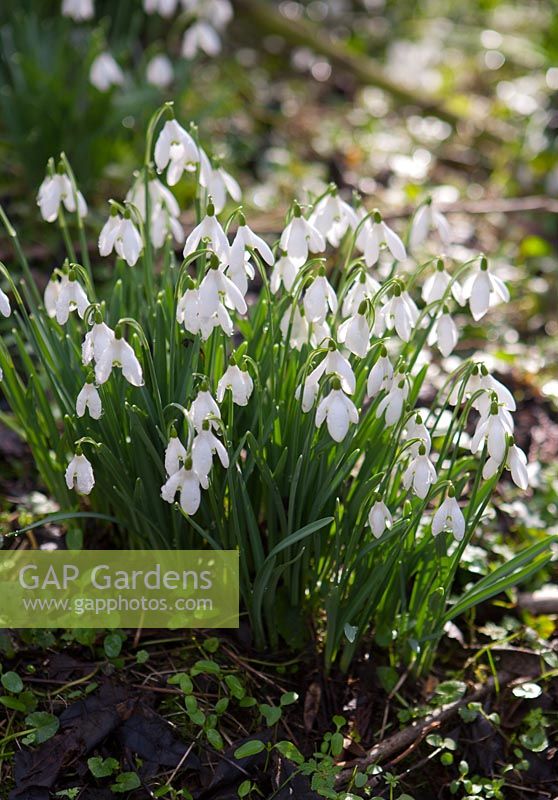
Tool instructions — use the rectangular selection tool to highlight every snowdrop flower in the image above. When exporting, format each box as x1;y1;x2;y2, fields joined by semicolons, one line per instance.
315;378;358;442
409;200;452;251
422;260;463;306
164;431;187;475
191;421;229;480
382;286;419;342
303;271;337;323
270;251;300;294
337;301;371;357
217;364;253;406
484;440;528;490
65;452;95;495
226;237;255;296
478;369;516;413
144;0;178;16
62;0;94;21
37;172;87;223
298;345;355;411
146;55;174;88
190;386;221;432
76;378;102;420
161;459;207;515
428;308;458;357
463;257;510;321
202;166;242;214
356;210;406;266
44;277;62;318
0;286;10;318
199;257;247;316
309;188;358;247
89;52;124;92
183;201;229;261
154;119;206;186
432;488;465;541
280;305;310;350
471;401;513;463
368;499;393;539
367;348;393;398
341;272;380;318
376;376;409;426
55;273;90;325
82;321;115;365
95;329;144;387
232;214;274;266
405;413;431;455
183;0;233;26
280;204;325;268
98;211;143;267
126;178;183;249
182;21;222;58
403;444;437;499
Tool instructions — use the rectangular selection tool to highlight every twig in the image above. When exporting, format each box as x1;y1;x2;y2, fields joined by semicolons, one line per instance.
335;671;510;787
234;0;508;144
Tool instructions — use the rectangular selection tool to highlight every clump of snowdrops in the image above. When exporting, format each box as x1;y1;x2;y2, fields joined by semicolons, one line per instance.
0;104;551;673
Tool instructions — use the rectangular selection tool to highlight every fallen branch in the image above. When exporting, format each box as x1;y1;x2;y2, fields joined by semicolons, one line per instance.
235;0;508;144
335;672;510;787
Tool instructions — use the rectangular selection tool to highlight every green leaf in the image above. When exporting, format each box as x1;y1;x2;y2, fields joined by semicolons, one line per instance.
103;634;123;659
25;712;59;743
280;692;298;707
259;703;282;727
234;740;266;759
206;727;224;750
88;756;119;778
135;650;149;665
1;671;23;694
225;675;245;699
274;740;304;765
111;772;141;793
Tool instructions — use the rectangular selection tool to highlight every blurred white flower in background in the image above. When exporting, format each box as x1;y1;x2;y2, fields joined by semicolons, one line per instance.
89;53;124;92
62;0;94;21
146;55;174;89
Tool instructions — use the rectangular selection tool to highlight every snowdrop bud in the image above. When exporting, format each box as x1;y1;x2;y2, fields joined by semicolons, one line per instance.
403;444;437;499
410;199;453;251
315;377;359;442
55;272;90;325
65;451;95;495
406;413;431;455
428;307;459;357
271;250;299;294
382;285;419;343
432;486;465;541
368;498;393;539
367;347;393;397
216;364;253;406
422;259;463;306
0;286;11;318
146;54;174;88
279;203;325;268
62;0;95;21
463;256;510;321
76;378;102;420
89;52;124;92
164;430;187;476
303;270;338;323
337;301;371;357
376;377;409;426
